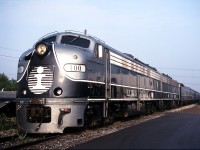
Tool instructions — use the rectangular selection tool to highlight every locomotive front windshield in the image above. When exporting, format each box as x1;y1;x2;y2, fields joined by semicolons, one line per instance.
61;35;90;48
41;36;56;44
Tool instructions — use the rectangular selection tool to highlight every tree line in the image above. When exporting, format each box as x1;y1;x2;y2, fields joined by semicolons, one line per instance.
0;73;16;91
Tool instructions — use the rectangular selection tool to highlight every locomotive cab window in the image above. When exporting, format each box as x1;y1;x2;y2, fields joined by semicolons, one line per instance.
42;36;56;44
61;35;90;48
94;44;104;58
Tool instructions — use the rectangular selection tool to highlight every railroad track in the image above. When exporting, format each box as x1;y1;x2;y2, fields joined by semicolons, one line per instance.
0;135;18;143
0;134;58;150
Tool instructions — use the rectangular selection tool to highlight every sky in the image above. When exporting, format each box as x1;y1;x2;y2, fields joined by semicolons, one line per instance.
0;0;200;92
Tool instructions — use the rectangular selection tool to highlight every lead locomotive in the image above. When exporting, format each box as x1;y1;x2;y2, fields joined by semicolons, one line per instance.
16;31;200;133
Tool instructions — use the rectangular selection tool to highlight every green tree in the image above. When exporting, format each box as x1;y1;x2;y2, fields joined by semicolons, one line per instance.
8;79;17;91
0;73;16;91
0;73;9;91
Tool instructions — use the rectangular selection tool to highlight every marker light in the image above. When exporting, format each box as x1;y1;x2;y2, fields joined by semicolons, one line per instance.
73;55;78;59
54;87;63;96
35;43;48;56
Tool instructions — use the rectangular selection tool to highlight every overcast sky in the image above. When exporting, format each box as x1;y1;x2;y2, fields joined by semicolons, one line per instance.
0;0;200;92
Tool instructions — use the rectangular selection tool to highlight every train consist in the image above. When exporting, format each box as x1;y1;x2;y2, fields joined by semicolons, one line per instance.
16;31;200;133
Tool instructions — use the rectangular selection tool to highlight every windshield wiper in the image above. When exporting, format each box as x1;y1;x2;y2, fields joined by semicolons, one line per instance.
70;36;80;43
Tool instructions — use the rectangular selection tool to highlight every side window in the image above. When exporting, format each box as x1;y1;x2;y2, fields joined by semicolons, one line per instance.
94;44;104;58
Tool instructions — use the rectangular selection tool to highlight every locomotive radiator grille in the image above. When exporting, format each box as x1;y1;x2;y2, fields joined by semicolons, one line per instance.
28;66;53;94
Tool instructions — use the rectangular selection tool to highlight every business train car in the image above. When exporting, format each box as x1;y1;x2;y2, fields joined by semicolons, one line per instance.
180;84;200;105
16;31;200;133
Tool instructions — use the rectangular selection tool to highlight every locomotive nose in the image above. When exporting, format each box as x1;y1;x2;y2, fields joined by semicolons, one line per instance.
53;44;88;81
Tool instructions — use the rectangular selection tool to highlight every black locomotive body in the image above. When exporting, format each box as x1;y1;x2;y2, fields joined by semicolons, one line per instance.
16;31;200;133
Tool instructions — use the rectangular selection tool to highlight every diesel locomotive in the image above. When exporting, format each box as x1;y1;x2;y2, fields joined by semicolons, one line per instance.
16;30;200;133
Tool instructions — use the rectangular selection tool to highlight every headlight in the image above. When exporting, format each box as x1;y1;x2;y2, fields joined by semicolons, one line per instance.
35;43;48;55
